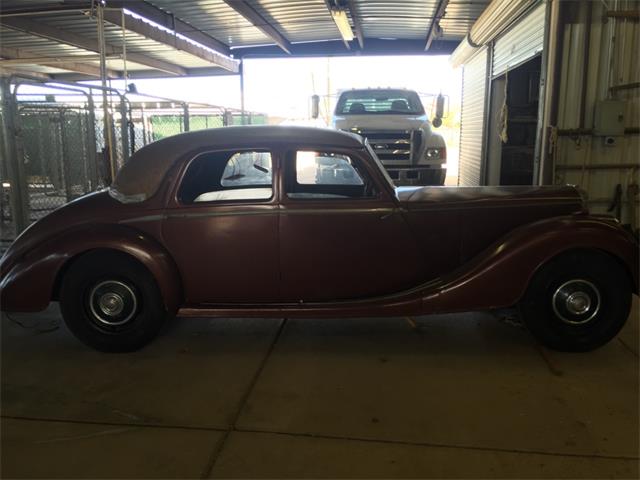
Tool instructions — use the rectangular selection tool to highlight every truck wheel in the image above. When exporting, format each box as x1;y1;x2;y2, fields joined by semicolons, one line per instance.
60;250;170;352
519;249;632;352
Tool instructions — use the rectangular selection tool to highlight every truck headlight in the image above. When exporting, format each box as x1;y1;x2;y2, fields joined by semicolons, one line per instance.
424;148;446;160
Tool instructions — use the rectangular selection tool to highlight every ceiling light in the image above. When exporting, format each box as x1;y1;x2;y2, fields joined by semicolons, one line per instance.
331;9;354;42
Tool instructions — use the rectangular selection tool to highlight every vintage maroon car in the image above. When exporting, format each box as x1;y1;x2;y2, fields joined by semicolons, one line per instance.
1;126;637;352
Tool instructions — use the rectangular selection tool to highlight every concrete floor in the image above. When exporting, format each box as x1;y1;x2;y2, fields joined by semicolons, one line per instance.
1;299;638;479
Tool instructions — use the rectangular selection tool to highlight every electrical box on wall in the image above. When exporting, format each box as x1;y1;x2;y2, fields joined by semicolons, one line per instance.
594;100;625;136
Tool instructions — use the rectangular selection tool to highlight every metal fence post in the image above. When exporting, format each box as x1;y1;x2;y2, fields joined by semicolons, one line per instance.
119;96;129;164
0;78;29;234
86;94;99;189
183;103;190;132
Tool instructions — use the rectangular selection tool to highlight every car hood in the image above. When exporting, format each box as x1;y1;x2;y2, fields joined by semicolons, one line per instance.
334;114;428;131
396;185;585;211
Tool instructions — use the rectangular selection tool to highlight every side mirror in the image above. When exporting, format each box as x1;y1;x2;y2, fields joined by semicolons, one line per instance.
311;94;320;119
432;93;445;128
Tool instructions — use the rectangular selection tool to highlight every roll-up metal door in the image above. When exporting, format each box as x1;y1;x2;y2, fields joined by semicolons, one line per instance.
492;2;546;77
458;48;488;186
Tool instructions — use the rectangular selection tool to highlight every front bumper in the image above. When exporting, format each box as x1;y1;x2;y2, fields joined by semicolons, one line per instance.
385;166;446;186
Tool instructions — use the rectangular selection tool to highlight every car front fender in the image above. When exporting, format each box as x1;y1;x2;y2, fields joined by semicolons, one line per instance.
424;215;639;312
0;224;182;313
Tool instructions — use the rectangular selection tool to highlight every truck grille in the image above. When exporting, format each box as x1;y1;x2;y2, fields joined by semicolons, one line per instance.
358;129;413;164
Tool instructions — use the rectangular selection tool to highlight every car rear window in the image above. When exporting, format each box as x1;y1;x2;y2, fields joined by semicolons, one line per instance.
178;150;273;204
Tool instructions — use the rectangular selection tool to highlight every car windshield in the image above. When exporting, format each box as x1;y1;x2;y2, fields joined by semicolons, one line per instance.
335;89;425;115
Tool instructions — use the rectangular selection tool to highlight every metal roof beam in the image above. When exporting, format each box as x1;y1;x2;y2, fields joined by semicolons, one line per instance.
0;16;187;75
104;0;231;56
346;0;364;49
0;45;119;78
425;0;449;51
101;9;238;72
0;65;51;80
323;0;351;50
222;0;292;54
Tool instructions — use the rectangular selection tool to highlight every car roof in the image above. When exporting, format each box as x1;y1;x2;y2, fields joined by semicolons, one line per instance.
110;125;365;203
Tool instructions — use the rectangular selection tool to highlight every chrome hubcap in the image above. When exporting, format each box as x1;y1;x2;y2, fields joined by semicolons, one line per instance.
566;292;591;315
88;280;137;326
552;279;600;325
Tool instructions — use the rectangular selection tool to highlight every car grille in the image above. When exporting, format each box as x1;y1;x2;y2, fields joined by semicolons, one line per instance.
358;129;415;165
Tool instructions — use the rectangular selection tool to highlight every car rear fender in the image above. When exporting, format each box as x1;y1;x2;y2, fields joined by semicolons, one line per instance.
2;224;182;313
425;215;639;312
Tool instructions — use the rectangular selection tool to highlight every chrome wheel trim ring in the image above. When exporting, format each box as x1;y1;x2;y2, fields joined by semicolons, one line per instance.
88;280;138;326
552;279;601;325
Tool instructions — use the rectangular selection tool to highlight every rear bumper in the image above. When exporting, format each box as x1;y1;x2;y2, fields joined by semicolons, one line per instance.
386;166;446;186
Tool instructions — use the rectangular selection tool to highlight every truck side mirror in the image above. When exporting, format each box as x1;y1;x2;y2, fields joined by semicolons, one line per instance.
432;93;445;128
311;94;320;119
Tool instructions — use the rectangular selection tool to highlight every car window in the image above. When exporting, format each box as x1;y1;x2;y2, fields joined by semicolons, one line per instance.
178;150;273;204
287;151;376;199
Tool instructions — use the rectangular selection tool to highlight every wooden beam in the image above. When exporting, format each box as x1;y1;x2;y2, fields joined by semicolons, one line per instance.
346;0;364;49
0;16;187;75
105;0;231;56
102;9;238;72
222;0;292;54
0;45;120;78
425;0;449;51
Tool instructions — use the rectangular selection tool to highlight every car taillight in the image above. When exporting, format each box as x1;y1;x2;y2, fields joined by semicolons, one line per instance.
425;147;446;160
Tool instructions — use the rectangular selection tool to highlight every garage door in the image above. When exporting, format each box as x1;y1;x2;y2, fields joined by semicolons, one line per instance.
458;48;488;186
492;2;546;77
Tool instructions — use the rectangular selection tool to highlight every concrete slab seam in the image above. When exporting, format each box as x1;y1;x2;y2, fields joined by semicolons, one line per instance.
200;317;288;479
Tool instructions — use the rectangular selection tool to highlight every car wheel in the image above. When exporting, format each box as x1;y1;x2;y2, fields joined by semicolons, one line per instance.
60;250;169;352
519;249;632;352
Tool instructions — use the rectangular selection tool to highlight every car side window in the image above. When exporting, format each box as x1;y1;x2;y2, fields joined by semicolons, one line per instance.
178;150;272;204
287;151;377;199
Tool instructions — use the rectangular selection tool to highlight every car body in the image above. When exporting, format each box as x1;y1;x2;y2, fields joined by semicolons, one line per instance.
1;126;637;352
332;89;447;186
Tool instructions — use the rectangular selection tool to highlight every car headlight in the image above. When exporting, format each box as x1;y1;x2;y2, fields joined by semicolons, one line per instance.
424;148;446;160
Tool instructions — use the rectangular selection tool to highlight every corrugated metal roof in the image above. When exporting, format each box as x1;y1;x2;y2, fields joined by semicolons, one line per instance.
248;0;342;43
352;0;439;40
0;10;231;74
1;0;491;79
146;0;273;47
440;0;491;40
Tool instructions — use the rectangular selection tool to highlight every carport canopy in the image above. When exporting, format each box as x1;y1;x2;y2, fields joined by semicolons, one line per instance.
0;0;490;81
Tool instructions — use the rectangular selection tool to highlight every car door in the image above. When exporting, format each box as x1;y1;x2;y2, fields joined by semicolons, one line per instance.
162;148;280;305
278;148;424;303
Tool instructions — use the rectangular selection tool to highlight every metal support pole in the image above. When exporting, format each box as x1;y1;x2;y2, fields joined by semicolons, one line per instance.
240;59;246;125
183;103;190;132
96;2;116;182
0;78;29;233
119;97;129;163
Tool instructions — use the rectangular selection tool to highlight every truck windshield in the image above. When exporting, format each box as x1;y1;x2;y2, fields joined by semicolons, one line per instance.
335;89;425;115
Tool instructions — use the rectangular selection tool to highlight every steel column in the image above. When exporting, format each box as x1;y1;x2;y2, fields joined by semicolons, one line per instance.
0;78;29;233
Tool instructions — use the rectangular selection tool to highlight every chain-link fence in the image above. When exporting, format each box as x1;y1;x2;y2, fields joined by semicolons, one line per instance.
0;75;267;248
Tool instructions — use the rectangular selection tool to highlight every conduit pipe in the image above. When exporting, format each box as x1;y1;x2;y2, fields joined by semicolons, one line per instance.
449;0;537;67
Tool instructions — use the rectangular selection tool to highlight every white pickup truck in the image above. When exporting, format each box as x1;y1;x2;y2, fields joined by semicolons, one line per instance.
328;88;447;186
